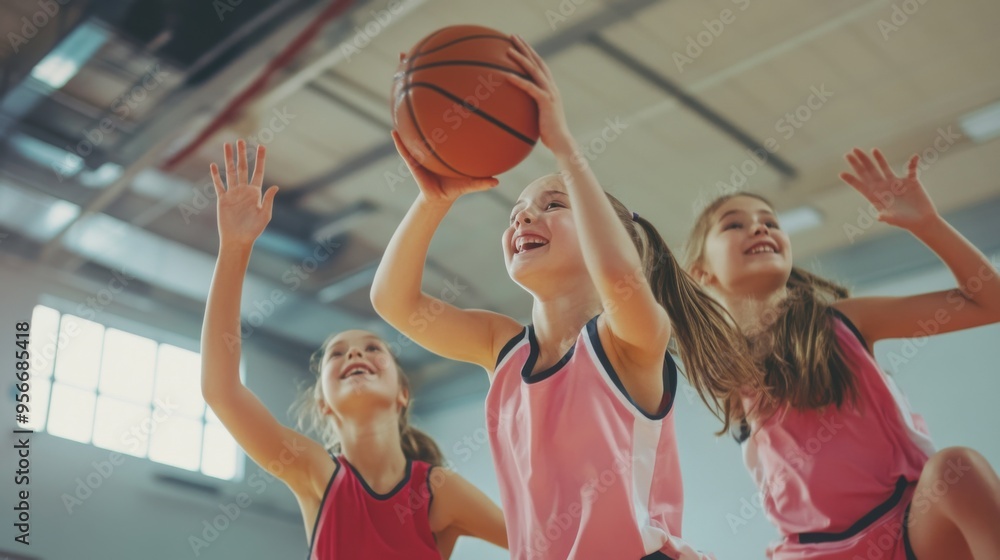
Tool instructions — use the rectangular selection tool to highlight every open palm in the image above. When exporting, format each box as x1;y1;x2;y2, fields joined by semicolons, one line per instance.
211;140;279;247
840;148;938;230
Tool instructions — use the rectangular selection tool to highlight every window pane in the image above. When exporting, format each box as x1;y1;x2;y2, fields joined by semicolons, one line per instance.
149;416;202;471
48;383;96;443
54;315;104;389
100;329;156;403
25;379;51;432
30;305;60;380
202;423;240;480
93;396;152;457
154;344;205;418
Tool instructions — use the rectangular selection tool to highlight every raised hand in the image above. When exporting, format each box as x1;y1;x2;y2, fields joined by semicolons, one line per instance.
390;130;498;204
504;34;574;157
211;140;279;247
839;148;939;231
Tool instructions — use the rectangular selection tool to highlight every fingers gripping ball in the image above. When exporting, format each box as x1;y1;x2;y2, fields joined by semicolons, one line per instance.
392;25;540;179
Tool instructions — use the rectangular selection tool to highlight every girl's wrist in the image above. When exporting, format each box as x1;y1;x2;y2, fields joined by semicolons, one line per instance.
219;240;255;258
909;212;949;239
416;192;455;212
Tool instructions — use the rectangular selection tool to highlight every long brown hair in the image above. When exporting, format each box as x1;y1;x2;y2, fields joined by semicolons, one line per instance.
605;193;759;433
683;192;859;424
291;333;444;466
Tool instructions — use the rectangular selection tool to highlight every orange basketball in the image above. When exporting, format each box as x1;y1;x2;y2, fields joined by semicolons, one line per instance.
391;25;539;179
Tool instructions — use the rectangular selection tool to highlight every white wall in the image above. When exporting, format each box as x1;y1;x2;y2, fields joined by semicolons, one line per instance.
415;251;1000;560
0;255;310;560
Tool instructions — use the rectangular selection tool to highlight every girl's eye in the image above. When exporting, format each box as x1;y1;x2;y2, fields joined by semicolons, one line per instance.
366;344;381;352
766;221;780;229
723;222;742;230
330;350;343;358
546;202;564;210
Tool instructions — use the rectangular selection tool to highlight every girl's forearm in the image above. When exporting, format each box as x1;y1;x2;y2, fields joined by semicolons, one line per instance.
201;243;253;401
371;194;452;320
553;139;643;281
911;215;1000;311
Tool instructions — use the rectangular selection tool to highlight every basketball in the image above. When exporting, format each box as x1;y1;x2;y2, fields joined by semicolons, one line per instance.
391;25;540;179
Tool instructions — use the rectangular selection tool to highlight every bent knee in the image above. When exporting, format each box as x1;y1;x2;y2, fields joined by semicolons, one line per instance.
921;447;992;504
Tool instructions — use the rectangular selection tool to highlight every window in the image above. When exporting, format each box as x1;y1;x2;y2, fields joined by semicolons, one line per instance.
27;304;241;480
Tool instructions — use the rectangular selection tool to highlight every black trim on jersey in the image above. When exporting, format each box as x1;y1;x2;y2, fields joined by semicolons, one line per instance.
586;315;677;420
495;327;527;369
732;419;751;444
829;306;870;353
426;465;436;518
521;323;577;383
343;456;413;501
305;454;342;560
641;551;676;560
797;476;909;544
903;502;919;560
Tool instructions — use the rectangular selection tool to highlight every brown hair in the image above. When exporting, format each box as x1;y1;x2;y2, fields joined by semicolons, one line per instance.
605;192;759;434
291;333;444;466
683;192;858;423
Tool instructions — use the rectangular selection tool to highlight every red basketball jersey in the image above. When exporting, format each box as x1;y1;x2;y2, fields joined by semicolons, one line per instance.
308;455;441;560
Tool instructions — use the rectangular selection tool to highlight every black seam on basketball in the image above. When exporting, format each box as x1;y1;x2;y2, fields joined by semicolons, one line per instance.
402;97;474;179
404;60;530;80
413;34;512;59
402;30;475;179
401;82;537;147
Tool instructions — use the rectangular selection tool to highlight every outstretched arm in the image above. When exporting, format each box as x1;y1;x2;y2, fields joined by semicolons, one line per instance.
201;141;328;494
505;36;670;364
370;132;522;373
430;469;508;553
833;148;1000;344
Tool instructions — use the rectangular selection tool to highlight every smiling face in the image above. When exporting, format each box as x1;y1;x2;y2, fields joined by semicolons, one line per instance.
692;195;793;298
317;330;407;418
502;174;588;290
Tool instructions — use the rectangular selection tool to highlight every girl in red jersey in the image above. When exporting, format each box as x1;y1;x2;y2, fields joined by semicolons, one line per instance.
200;140;507;559
683;148;1000;559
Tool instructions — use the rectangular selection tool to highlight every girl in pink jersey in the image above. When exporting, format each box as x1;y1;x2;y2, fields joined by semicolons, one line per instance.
201;140;507;559
372;36;758;560
683;148;1000;559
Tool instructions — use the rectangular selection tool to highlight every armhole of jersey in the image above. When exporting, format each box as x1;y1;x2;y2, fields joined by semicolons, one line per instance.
829;306;870;353
732;419;751;445
494;326;526;370
586;316;676;420
426;465;436;516
306;454;341;560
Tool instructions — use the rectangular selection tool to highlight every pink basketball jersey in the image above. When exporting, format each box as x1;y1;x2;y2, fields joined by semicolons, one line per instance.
738;309;934;556
486;315;712;560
